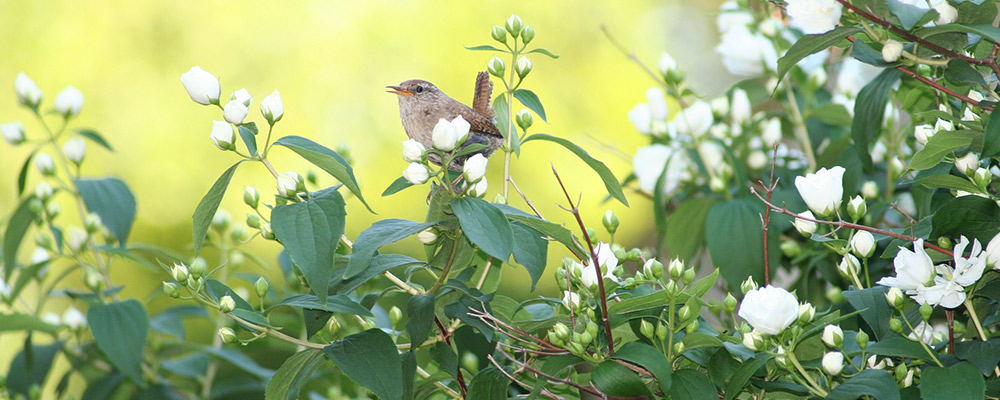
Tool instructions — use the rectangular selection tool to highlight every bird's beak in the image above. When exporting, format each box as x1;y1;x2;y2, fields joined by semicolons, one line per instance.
386;85;413;96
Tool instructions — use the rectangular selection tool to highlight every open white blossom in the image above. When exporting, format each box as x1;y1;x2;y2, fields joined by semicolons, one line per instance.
716;25;778;77
180;66;220;105
54;86;84;117
794;166;846;216
739;285;800;335
633;144;690;194
628;103;653;134
786;0;843;34
716;1;754;33
674;101;713;138
580;242;618;289
877;239;935;292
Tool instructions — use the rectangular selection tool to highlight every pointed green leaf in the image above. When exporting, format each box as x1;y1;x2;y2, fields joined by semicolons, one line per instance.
275;294;372;316
522;133;629;206
467;366;510;400
3;195;36;278
76;129;114;152
909;130;981;170
406;294;435;347
611;342;672;395
668;369;716;399
510;222;547;290
324;329;403;400
16;151;36;196
525;48;560;58
464;44;506;52
930;195;1000;244
76;177;137;246
512;89;547;122
344;219;435;279
238;125;258;156
592;360;653;398
777;26;862;83
920;362;983;400
88;300;149;383
915;173;981;193
273;135;373;213
7;342;61;398
192;161;242;254
272;188;347;305
887;0;931;29
827;369;900;400
450;197;513;261
382;176;413;196
853;68;903;171
944;59;986;87
265;349;325;400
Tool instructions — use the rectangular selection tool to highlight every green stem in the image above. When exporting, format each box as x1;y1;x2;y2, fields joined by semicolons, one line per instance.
201;238;230;399
785;350;829;397
428;233;462;294
502;41;520;201
783;84;816;172
965;298;988;341
900;314;944;367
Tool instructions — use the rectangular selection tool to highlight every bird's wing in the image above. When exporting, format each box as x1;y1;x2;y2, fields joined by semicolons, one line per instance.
472;71;494;118
448;105;502;139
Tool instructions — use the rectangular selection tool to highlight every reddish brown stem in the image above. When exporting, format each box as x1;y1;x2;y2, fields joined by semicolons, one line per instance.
552;165;615;355
946;310;955;354
761;145;781;285
434;316;467;396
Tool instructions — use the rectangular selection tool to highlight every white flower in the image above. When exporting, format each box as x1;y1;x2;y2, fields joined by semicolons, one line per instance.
985;231;1000;268
451;115;471;143
432;118;459;151
62;307;87;330
822;351;844;375
628;103;653;134
674;101;713;138
15;72;43;108
742;330;764;350
882;39;904;62
908;321;935;344
933;2;958;24
67;227;89;252
646;88;669;121
0;277;9;299
223;99;249;124
642;259;661;278
463;154;488;182
63;138;86;165
35;153;54;175
914;124;934;145
261;90;284;124
580;242;619;289
761;118;782;146
934;117;953;133
30;247;49;264
711;97;729;117
886;287;905;308
633;144;690;194
230;88;252;107
748;151;768;170
786;0;843;34
877;239;935;292
697;141;726;174
738;285;799;335
835;59;882;98
851;231;876;258
839;254;860;276
401;139;426;162
402;163;429;185
562;290;580;310
716;25;778;77
917;274;965;308
515;56;532;78
219;295;236;312
955;153;979;175
658;52;678;76
1;121;26;145
209;120;235;150
417;229;437;244
54;86;84;117
716;1;754;33
951;236;985;287
793;211;818;236
794;166;845;216
180;66;220;105
42;313;60;326
730;88;751;127
861;181;879;199
822;325;843;347
466;177;488;197
276;171;302;196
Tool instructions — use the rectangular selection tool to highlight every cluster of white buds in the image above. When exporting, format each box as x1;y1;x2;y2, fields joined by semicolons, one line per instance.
181;66;285;152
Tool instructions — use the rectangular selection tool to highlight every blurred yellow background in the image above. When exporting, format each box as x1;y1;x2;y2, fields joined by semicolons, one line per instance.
0;0;734;313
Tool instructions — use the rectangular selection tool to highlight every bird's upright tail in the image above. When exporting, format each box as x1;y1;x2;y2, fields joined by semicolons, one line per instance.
472;71;495;118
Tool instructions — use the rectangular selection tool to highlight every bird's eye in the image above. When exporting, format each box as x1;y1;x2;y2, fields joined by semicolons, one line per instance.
415;86;423;93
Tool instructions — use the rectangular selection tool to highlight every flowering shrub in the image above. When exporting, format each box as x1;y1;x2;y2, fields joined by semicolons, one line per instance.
5;2;1000;400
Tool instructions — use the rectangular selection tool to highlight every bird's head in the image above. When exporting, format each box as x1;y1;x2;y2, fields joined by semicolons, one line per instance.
386;79;441;100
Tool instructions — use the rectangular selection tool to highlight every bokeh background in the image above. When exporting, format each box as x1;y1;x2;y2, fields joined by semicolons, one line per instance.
0;0;734;380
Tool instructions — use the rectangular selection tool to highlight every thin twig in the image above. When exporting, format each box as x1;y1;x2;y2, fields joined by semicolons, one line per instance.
487;355;566;400
508;176;545;219
760;144;780;285
496;346;607;398
434;316;468;396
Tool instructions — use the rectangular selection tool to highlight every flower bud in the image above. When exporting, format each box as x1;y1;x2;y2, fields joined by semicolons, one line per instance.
210;120;235;151
246;213;261;229
223;99;249;125
740;276;758;295
44;202;60;219
881;39;903;62
189;258;207;279
326;316;341;337
955;153;979;175
973;167;991;189
934;2;958;24
742;330;764;351
67;227;89;253
822;351;844;375
463;153;488;182
401;139;426;163
855;330;869;350
35;153;55;176
516;108;534;131
180;66;221;105
487;56;505;78
35;233;54;250
163;282;181;298
886;287;905;309
261;222;275;240
417;228;438;245
890;318;904;333
822;325;843;348
515;56;532;79
561;290;580;310
577;331;593;345
1;121;26;145
389;306;403;327
937;236;952;250
597;210;620;236
15;72;43;109
914;124;934;145
723;293;738;314
774;346;789;369
219;295;236;313
642;259;663;280
793;211;817;236
254;276;269;298
218;327;237;343
780;241;802;258
655;322;667;341
919;303;933;321
798;303;815;324
900;367;914;387
52;86;85;119
243;186;260;209
213;210;231;232
839;254;860;278
491;25;507;43
520;25;535;44
851;231;877;260
552;322;571;340
658;52;679;81
260;90;284;124
640;319;655;339
505;14;523;37
761;118;782;147
84;268;103;292
682;268;695;285
673;341;685;355
277;171;302;197
668;258;684;281
847;196;867;222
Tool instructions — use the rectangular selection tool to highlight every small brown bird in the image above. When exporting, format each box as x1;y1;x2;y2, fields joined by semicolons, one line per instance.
387;72;504;170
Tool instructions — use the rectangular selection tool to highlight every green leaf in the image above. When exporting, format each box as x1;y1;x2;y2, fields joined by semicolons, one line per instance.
668;369;717;400
324;329;403;400
493;94;510;141
344;219;435;279
16;151;36;196
920;362;984;400
842;286;894;339
944;59;986;86
918;23;1000;45
853;68;903;171
931;195;1000;244
450;197;514;261
909;130;980;170
888;0;931;29
827;369;901;400
954;339;1000;375
406;294;435;346
522;133;629;206
495;204;586;259
666;197;719;261
611;342;672;395
272;188;347;306
7;342;61;398
866;335;936;362
3;196;36;278
777;26;862;83
273;135;373;213
331;254;423;295
525;48;560;58
76;129;114;152
467;366;510;400
510;222;547;290
76;177;137;246
723;355;771;400
0;313;60;335
592;360;652;397
275;294;372;316
192;161;242;254
915;173;982;193
238;125;258;156
200;345;274;379
382;176;413;196
464;44;506;52
512;89;547;122
87;299;149;383
983;113;1000;158
265;349;325;400
705;199;775;289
